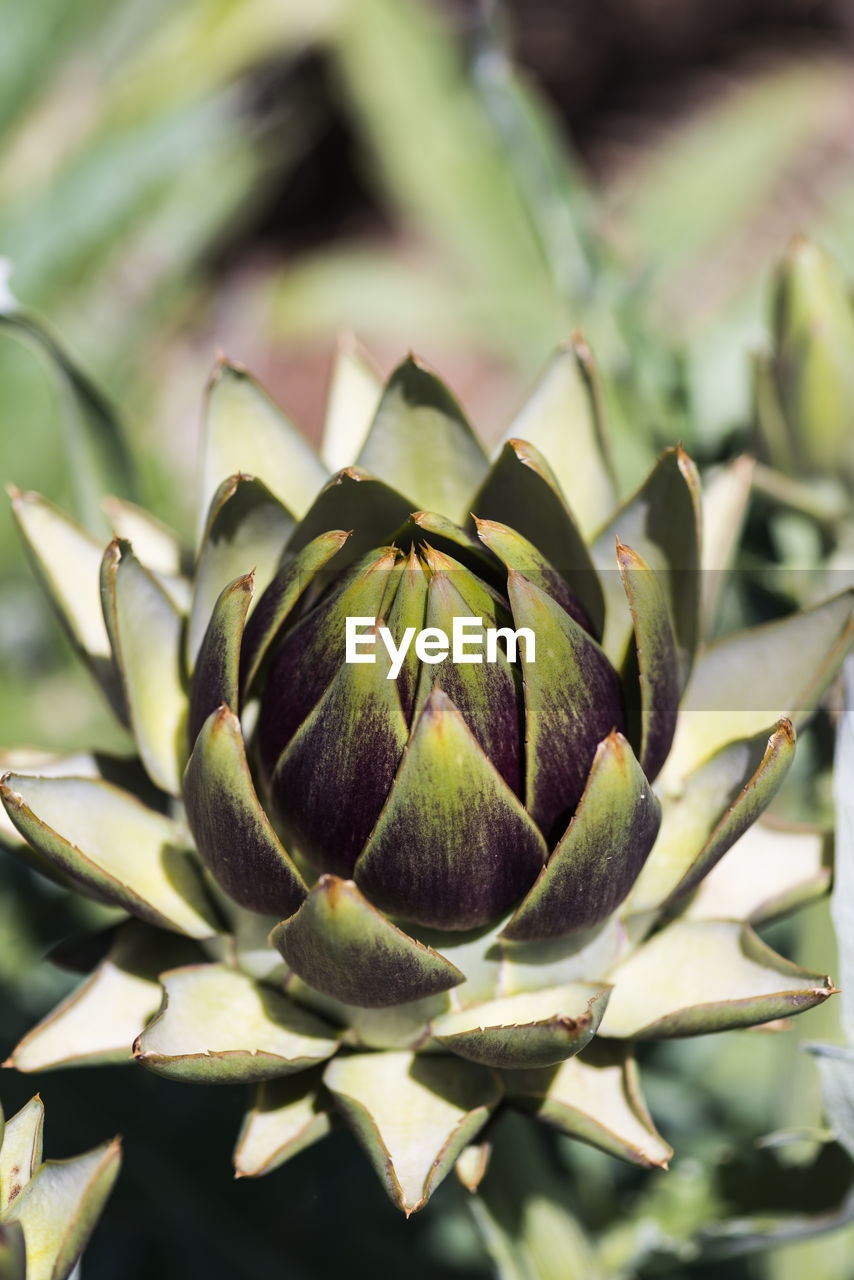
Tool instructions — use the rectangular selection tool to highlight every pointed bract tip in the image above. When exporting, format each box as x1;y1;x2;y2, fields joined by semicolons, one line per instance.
420;543;453;573
213;349;248;377
675;441;697;470
472;515;505;537
569;329;593;361
336;467;364;485
422;685;454;719
786;231;811;257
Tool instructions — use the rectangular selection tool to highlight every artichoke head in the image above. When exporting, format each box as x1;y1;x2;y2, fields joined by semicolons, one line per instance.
2;340;849;1215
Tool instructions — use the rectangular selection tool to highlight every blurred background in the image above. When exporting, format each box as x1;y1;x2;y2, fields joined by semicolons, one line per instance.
3;0;854;1275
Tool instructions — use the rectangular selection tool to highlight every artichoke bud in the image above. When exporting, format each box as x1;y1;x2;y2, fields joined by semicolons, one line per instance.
770;236;854;477
253;521;619;930
4;341;845;1217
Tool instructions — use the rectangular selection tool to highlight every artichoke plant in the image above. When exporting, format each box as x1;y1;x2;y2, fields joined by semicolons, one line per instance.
2;336;851;1217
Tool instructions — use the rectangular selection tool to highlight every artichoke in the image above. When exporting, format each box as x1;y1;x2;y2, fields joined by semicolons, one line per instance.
2;338;850;1216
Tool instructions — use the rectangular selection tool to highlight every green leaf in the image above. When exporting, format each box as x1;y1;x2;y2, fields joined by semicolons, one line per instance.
410;545;522;791
507;572;623;842
321;335;382;471
502;731;660;941
272;876;463;1008
101;539;188;794
134;964;339;1083
629;720;796;913
0;312;134;537
234;1074;333;1178
683;820;829;925
593;447;701;688
184;706;307;918
0;1099;43;1211
0;749;162;855
506;1041;672;1168
503;338;616;538
188;474;293;673
470;439;605;639
323;1050;501;1215
331;0;559;318
6;923;193;1072
662;591;854;784
9;490;124;721
101;497;182;576
241;529;350;693
473;516;592;632
599;920;834;1038
379;547;431;722
283;468;412;570
354;688;546;929
0;773;218;938
2;1138;121;1280
618;540;680;780
699;457;754;638
255;546;398;785
187;573;253;746
200;359;326;539
404;511;498;582
455;1139;491;1193
270;622;409;877
433;984;610;1070
611;63;840;288
470;16;600;304
356;356;487;521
